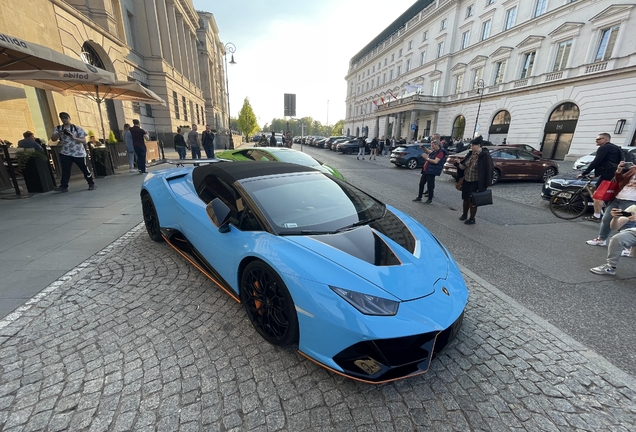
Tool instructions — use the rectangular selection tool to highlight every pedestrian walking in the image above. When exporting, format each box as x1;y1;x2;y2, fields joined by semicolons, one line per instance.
357;136;366;160
130;119;149;173
369;137;378;160
123;123;136;172
174;127;187;160
379;136;385;156
590;205;636;275
454;136;494;224
202;125;215;158
412;140;447;204
50;112;95;192
270;133;277;147
586;161;636;246
188;124;201;159
578;133;622;222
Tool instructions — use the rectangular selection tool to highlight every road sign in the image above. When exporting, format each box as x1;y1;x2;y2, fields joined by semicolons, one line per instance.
410;124;416;131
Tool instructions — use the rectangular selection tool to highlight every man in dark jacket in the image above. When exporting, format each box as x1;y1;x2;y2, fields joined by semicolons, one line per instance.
270;133;277;147
413;140;447;204
455;136;494;224
579;133;622;222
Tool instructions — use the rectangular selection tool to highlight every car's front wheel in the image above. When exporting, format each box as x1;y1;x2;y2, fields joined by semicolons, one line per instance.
142;194;163;242
345;148;354;155
241;261;299;346
407;158;418;170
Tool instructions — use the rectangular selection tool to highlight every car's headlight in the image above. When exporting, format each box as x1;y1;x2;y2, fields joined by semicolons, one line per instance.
330;286;399;316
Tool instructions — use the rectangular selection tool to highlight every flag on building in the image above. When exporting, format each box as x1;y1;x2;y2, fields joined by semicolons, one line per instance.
380;97;386;107
372;100;378;108
388;90;397;100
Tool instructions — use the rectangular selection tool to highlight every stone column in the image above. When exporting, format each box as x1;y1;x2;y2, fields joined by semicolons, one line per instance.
190;34;201;88
409;110;418;140
156;0;173;65
396;112;402;139
166;1;182;73
382;116;389;138
177;14;193;81
373;116;380;138
140;0;162;57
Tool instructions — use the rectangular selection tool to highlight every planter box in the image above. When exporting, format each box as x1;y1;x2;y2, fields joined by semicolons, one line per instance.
92;149;115;176
23;157;54;193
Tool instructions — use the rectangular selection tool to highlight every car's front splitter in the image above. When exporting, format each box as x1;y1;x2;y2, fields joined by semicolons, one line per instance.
299;311;464;384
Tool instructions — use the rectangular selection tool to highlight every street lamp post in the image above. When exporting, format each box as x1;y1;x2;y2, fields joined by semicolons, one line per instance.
473;79;485;137
224;42;236;149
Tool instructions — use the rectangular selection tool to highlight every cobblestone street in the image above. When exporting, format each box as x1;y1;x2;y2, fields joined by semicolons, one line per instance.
1;225;635;431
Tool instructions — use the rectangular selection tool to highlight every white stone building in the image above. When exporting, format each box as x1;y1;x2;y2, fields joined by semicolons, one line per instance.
344;0;636;160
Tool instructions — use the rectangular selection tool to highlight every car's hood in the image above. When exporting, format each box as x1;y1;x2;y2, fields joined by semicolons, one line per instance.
548;172;587;185
285;224;448;301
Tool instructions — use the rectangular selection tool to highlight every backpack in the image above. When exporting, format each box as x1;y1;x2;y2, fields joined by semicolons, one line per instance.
620;147;636;164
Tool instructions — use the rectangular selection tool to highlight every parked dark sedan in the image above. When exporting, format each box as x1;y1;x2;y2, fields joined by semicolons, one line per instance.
443;146;558;184
336;138;369;155
390;144;432;169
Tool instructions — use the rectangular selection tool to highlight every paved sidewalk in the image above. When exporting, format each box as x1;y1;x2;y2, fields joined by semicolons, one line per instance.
0;225;635;431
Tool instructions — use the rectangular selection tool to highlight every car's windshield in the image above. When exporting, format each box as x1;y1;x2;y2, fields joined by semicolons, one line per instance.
270;150;320;168
241;173;385;235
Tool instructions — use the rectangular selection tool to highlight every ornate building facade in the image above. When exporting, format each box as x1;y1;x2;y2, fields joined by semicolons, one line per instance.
344;0;636;160
0;0;229;147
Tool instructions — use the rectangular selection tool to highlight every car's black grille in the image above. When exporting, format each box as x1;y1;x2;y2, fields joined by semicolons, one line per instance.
332;311;464;383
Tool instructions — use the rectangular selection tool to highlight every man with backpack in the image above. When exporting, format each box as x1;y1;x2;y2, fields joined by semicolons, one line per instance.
579;133;622;222
50;112;95;192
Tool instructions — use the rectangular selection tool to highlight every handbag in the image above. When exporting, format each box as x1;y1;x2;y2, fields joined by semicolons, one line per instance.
455;177;464;191
470;189;493;207
592;179;618;201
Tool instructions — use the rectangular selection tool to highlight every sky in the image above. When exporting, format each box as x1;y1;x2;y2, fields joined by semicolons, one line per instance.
193;0;418;129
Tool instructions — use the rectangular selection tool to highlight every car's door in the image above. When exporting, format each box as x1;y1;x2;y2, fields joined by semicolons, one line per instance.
180;175;266;292
516;149;540;178
490;149;519;179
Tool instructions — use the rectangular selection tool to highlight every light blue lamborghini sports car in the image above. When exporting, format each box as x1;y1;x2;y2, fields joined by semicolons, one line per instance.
141;161;467;383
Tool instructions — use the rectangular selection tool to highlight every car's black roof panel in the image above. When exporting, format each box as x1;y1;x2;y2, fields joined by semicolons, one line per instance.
192;161;317;193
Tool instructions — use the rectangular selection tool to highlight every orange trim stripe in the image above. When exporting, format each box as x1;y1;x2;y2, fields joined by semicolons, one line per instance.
162;234;241;303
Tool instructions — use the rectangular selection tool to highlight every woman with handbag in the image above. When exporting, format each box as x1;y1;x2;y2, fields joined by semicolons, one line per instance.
454;136;494;225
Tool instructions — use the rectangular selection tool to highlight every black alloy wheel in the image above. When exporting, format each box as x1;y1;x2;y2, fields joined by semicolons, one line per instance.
345;147;354;155
240;261;299;346
142;194;163;242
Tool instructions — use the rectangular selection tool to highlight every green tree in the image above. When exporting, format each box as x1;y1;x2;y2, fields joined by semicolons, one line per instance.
237;98;258;139
331;120;345;136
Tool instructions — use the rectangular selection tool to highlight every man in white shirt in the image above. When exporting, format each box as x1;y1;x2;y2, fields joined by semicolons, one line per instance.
50;112;94;192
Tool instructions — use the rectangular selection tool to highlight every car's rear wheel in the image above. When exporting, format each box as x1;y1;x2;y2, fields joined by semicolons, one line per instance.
142;194;163;242
492;169;500;185
241;261;299;346
542;167;557;182
407;158;418;170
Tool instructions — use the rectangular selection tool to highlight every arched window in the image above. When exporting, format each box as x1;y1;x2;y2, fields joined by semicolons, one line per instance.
541;102;580;160
81;42;106;69
492;110;511;125
549;102;579;121
452;115;465;139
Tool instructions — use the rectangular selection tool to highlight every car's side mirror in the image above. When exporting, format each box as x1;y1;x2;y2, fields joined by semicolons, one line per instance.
206;198;232;233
